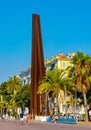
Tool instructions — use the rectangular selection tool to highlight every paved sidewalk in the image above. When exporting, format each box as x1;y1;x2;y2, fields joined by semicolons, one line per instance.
0;119;91;130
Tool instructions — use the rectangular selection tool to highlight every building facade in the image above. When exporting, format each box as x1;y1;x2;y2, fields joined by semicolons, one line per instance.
19;52;75;85
19;67;31;86
45;52;75;71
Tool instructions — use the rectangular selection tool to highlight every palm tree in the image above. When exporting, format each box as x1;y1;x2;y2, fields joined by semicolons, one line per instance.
0;82;11;115
38;68;75;116
60;77;76;116
68;51;91;122
38;68;65;115
6;75;22;94
38;68;63;96
0;77;22;116
6;76;22;115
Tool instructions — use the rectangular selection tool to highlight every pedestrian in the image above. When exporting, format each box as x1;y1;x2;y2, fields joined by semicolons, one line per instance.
19;112;24;125
26;113;31;125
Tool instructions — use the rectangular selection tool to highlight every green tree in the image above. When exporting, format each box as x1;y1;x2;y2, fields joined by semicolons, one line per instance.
60;78;76;115
38;68;73;115
38;68;64;97
14;84;30;109
0;76;22;115
0;82;12;114
68;51;91;122
6;75;22;94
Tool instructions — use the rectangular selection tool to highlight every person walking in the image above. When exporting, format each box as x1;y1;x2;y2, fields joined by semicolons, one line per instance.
26;114;31;125
19;112;24;125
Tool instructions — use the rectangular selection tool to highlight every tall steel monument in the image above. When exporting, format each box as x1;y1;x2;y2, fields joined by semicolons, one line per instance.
30;14;45;116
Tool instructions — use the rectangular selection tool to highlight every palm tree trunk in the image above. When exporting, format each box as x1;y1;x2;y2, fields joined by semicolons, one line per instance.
83;90;88;122
64;87;67;115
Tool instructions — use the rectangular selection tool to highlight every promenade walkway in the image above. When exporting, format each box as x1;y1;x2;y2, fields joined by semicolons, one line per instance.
0;119;91;130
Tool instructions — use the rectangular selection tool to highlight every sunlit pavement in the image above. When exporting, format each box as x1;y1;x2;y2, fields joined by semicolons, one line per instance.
0;119;91;130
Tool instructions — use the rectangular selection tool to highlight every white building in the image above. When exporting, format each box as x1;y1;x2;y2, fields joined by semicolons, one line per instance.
19;67;31;85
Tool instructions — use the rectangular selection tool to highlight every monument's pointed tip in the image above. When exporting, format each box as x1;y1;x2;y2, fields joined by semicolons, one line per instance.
32;13;40;16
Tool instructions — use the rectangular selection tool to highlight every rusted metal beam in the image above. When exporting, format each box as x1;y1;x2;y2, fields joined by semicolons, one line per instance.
30;14;45;117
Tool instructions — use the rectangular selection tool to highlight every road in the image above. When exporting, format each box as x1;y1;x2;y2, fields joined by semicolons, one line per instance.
0;119;91;130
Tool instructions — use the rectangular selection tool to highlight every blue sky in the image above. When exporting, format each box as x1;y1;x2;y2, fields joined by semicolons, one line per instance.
0;0;91;83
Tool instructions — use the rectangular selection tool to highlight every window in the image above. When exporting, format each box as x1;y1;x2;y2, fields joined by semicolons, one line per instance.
62;62;66;68
69;62;72;66
50;63;55;70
